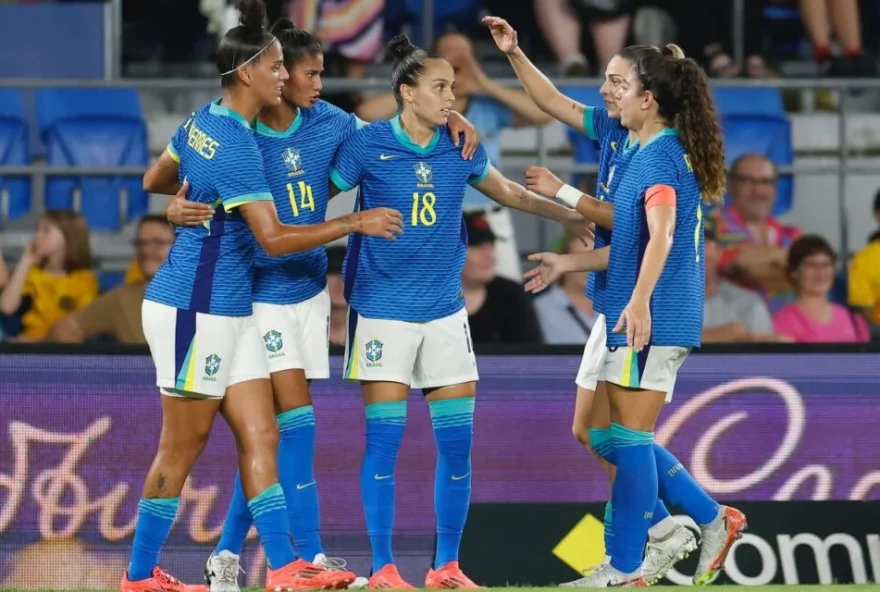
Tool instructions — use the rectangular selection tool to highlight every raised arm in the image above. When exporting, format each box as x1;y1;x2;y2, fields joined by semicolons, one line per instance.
483;16;586;131
525;165;614;229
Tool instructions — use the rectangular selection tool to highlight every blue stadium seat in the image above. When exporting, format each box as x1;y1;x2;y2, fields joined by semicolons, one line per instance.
98;269;126;293
0;89;31;226
559;87;604;187
385;0;482;44
713;88;793;216
36;88;149;231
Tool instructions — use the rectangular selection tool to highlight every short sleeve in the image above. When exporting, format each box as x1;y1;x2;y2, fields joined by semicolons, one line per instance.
637;153;679;203
467;144;491;186
772;306;804;342
167;112;194;163
582;105;620;143
213;140;274;212
329;131;365;192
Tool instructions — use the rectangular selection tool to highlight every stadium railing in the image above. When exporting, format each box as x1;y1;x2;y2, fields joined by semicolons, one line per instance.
0;76;878;259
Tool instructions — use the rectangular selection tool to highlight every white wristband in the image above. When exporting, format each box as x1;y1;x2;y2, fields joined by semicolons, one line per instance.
555;184;582;209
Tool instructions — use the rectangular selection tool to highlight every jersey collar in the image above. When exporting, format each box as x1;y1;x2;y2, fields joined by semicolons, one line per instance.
210;99;255;130
255;108;303;138
390;114;441;155
640;126;679;150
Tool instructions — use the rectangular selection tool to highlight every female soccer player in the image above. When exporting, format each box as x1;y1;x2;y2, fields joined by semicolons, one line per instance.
129;1;402;591
524;44;748;588
328;35;590;590
157;18;481;592
482;15;698;584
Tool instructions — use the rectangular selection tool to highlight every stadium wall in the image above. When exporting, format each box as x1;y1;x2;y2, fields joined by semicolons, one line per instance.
0;345;878;587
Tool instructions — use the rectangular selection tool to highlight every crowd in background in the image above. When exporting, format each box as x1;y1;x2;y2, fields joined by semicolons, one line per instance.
1;0;879;346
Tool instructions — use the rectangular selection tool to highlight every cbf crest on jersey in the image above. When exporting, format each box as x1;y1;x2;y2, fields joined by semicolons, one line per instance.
283;148;304;177
414;161;433;188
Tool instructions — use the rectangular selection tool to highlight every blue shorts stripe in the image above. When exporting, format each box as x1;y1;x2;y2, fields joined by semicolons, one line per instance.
344;310;359;378
636;345;651;389
174;309;197;385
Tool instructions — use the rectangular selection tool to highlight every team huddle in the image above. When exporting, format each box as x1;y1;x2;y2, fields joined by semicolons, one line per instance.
122;0;747;590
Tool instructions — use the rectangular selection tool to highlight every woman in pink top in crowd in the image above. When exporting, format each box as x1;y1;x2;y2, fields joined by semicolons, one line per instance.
773;235;870;343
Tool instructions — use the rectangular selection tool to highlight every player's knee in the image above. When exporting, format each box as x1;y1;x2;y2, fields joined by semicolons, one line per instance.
238;418;280;459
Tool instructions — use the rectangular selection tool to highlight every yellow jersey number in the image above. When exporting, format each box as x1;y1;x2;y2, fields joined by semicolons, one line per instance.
411;191;437;227
286;181;316;217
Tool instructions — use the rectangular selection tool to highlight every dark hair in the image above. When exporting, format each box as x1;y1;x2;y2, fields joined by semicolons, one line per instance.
387;35;437;109
873;188;880;213
616;44;661;64
216;0;276;88
729;153;777;180
270;18;322;70
42;210;92;272
632;44;727;202
137;214;172;230
786;235;836;279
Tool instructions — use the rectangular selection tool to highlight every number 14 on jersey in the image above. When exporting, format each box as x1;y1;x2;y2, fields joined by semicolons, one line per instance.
286;181;316;217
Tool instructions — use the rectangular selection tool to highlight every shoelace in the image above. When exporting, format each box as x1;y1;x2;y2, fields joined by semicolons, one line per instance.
315;556;349;572
216;557;244;583
155;569;182;587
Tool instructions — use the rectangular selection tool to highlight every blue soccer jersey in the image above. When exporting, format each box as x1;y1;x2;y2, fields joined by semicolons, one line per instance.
330;115;490;322
582;106;630;310
146;100;273;316
604;129;705;348
252;100;361;305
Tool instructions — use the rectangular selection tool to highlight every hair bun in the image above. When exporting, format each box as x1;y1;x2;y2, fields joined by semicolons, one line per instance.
235;0;268;31
387;35;418;61
270;18;296;36
663;43;686;60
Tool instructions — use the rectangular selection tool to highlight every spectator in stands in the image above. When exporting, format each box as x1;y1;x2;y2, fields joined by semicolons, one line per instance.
664;0;769;78
0;248;8;290
716;153;800;312
0;211;97;342
532;233;599;344
799;0;875;76
534;0;632;76
847;189;880;333
357;31;552;282
46;215;174;344
463;212;542;344
702;214;787;343
326;244;347;347
773;235;870;343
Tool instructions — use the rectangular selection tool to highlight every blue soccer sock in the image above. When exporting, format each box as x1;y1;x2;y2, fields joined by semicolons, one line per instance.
128;497;179;581
248;483;296;570
588;427;617;559
650;499;672;528
609;423;657;575
215;473;252;556
430;397;475;569
361;401;407;573
277;406;323;561
653;443;719;525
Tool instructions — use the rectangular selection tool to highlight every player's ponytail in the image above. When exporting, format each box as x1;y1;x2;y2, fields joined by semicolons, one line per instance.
216;0;276;87
675;57;726;203
388;34;430;110
633;50;726;203
271;18;322;70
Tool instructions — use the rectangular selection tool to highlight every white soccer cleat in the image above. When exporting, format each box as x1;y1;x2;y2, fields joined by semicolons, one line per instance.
559;563;647;588
312;553;368;589
204;550;242;592
642;524;699;584
693;506;748;586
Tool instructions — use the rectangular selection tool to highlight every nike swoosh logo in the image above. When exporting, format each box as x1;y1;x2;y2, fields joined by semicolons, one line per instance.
374;474;393;480
451;473;471;481
379;154;397;160
296;481;316;490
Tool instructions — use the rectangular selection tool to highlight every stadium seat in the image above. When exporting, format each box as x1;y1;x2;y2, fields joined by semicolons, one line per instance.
385;0;482;45
713;88;793;216
36;88;149;231
0;89;31;226
559;87;604;187
98;269;126;293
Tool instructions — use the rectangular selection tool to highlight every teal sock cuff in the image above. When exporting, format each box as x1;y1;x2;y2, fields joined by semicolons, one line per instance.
429;397;475;429
139;497;179;520
277;405;315;431
604;501;612;523
610;422;654;445
247;483;286;517
365;400;407;422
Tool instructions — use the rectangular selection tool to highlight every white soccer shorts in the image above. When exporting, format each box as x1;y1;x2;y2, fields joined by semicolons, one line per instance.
252;289;331;379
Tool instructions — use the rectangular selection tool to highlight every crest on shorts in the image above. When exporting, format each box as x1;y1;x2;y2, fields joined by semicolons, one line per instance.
205;354;222;376
283;148;303;177
414;162;433;187
264;330;283;353
365;339;383;363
